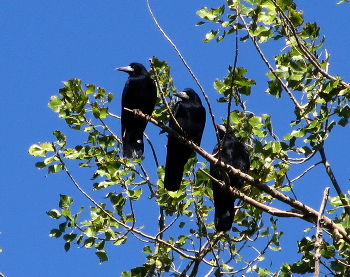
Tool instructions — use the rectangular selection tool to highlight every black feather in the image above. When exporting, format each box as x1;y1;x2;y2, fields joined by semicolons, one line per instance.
117;63;157;158
210;124;250;232
164;88;206;191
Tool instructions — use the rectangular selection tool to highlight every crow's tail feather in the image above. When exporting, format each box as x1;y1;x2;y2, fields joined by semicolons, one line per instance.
164;166;184;191
214;198;236;232
123;137;144;159
214;211;234;232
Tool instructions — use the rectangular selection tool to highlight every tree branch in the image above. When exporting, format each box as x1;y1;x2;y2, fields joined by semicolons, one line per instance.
314;187;330;277
124;108;350;244
200;168;305;219
319;147;350;215
270;0;350;90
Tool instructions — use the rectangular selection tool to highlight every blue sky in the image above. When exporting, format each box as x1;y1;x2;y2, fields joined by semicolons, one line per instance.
1;1;350;276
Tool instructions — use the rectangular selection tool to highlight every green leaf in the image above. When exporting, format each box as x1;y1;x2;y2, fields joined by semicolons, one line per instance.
62;209;72;220
47;209;62;219
256;267;271;277
85;84;95;94
49;228;62;238
84;227;96;237
288;8;303;26
59;194;73;208
28;143;53;157
197;7;221;21
53;130;66;146
64;242;70;252
341;215;350;229
321;244;335;259
48;164;62;174
249;116;263;129
107;92;114;103
142;245;152;254
48;96;63;112
113;236;127;246
96;250;108;263
63;233;77;243
99;108;108;119
35;161;46;169
128;188;142;201
84;237;95;249
290;129;305;138
204;30;218;42
222;262;234;272
92;106;100;118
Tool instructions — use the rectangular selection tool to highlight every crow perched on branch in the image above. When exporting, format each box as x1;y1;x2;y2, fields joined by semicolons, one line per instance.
116;62;157;159
164;88;206;191
210;124;250;232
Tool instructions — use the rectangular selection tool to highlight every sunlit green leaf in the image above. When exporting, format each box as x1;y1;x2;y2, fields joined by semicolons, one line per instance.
59;194;73;208
48;96;63;112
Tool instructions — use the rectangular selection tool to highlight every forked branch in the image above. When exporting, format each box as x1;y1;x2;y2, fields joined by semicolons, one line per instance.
125;108;350;244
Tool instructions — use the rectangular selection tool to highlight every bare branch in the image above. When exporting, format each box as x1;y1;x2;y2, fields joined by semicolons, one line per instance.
200;168;305;219
314;187;330;277
288;161;323;184
143;132;160;170
146;205;166;277
319;147;350;215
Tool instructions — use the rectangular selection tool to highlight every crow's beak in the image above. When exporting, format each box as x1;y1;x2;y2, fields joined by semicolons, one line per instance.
116;65;134;73
216;124;227;133
174;91;189;100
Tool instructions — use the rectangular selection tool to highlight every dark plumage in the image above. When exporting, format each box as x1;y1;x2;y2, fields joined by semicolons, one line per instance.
116;63;157;158
210;124;250;232
164;88;206;191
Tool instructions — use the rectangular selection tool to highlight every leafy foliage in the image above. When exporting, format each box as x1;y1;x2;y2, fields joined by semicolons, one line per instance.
29;1;350;276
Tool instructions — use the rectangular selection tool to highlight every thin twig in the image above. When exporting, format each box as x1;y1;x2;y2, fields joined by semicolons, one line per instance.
139;162;155;196
146;205;166;277
149;58;183;133
144;132;159;170
98;117;122;144
270;0;350;90
238;14;305;113
314;187;330;277
288;161;323;184
219;19;241;160
319;147;350;215
146;0;219;142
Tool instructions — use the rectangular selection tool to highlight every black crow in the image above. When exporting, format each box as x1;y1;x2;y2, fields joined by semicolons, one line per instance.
210;124;250;232
164;88;206;191
116;62;157;159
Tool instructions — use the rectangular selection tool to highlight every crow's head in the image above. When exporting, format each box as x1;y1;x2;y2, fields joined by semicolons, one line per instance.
174;88;201;103
116;62;148;77
216;124;235;140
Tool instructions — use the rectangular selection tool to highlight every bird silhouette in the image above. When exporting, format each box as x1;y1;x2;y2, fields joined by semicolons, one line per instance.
210;124;250;232
164;88;206;191
116;62;157;158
